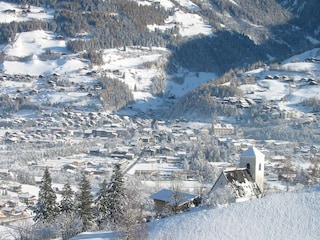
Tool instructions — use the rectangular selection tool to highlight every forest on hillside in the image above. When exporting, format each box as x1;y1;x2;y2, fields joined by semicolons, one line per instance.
1;0;319;74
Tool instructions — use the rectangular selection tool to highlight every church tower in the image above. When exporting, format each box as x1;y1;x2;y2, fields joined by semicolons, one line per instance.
239;146;265;193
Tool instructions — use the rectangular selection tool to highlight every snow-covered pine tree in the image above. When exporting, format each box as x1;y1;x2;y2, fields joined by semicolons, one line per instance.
59;181;75;213
33;167;58;222
106;163;126;228
76;174;94;231
94;179;108;230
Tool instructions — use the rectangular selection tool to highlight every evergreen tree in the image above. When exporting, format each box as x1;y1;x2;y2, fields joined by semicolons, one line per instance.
33;167;58;222
76;174;94;231
59;181;75;213
106;163;126;228
94;179;108;229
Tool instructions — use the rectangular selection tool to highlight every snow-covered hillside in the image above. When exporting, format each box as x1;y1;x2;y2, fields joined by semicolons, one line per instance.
240;48;320;114
71;185;320;240
0;1;319;116
148;186;320;240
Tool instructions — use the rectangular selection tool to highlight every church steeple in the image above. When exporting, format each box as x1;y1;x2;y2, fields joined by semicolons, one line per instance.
239;146;265;193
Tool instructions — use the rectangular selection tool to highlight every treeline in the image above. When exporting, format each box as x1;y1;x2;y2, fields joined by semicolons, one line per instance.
167;31;268;74
28;164;147;240
0;20;56;44
0;94;38;116
166;82;242;119
54;0;172;49
243;123;320;144
278;0;320;38
98;75;134;110
1;0;175;62
303;97;320;112
208;0;290;26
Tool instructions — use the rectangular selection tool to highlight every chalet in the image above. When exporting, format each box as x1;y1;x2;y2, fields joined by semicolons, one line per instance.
6;200;18;210
92;129;118;138
140;136;153;143
18;193;37;206
63;163;78;171
150;188;200;213
2;206;26;216
2;207;14;216
8;184;22;193
89;147;100;156
0;169;9;178
160;146;174;155
109;149;134;160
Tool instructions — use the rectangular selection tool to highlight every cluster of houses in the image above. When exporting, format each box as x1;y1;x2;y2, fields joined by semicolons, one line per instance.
264;73;318;86
0;183;35;219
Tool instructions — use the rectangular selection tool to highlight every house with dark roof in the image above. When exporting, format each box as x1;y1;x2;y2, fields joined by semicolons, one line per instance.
150;188;200;214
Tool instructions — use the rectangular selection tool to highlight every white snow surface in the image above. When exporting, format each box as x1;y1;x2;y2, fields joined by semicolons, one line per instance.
149;188;320;240
149;10;213;37
0;1;319;114
70;185;320;240
0;1;53;23
240;48;320;113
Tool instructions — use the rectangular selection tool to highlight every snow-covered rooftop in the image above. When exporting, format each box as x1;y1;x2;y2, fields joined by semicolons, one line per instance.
240;146;265;159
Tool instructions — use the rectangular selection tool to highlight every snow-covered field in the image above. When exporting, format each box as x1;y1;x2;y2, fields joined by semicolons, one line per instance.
0;1;53;23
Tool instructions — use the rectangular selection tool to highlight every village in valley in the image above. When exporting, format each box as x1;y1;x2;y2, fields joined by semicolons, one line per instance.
0;0;319;239
0;103;317;222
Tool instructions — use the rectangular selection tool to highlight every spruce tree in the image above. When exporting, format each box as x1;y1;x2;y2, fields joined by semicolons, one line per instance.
59;181;75;213
94;179;108;229
76;174;94;231
33;167;58;222
106;163;126;228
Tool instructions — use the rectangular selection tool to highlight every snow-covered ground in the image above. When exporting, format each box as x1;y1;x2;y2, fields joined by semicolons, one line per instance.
0;1;53;23
70;185;320;240
0;0;217;113
240;48;320;113
1;1;319;115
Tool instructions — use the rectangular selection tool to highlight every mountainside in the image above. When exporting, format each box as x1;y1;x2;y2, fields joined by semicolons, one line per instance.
168;0;318;74
278;0;320;36
0;0;319;120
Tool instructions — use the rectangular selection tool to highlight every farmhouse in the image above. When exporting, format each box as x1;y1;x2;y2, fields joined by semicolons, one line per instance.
150;188;200;213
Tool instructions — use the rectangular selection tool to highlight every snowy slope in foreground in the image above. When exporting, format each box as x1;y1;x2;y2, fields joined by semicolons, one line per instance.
71;186;320;240
148;186;320;240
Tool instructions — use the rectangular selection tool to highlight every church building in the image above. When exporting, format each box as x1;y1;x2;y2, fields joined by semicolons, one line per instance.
209;146;265;203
